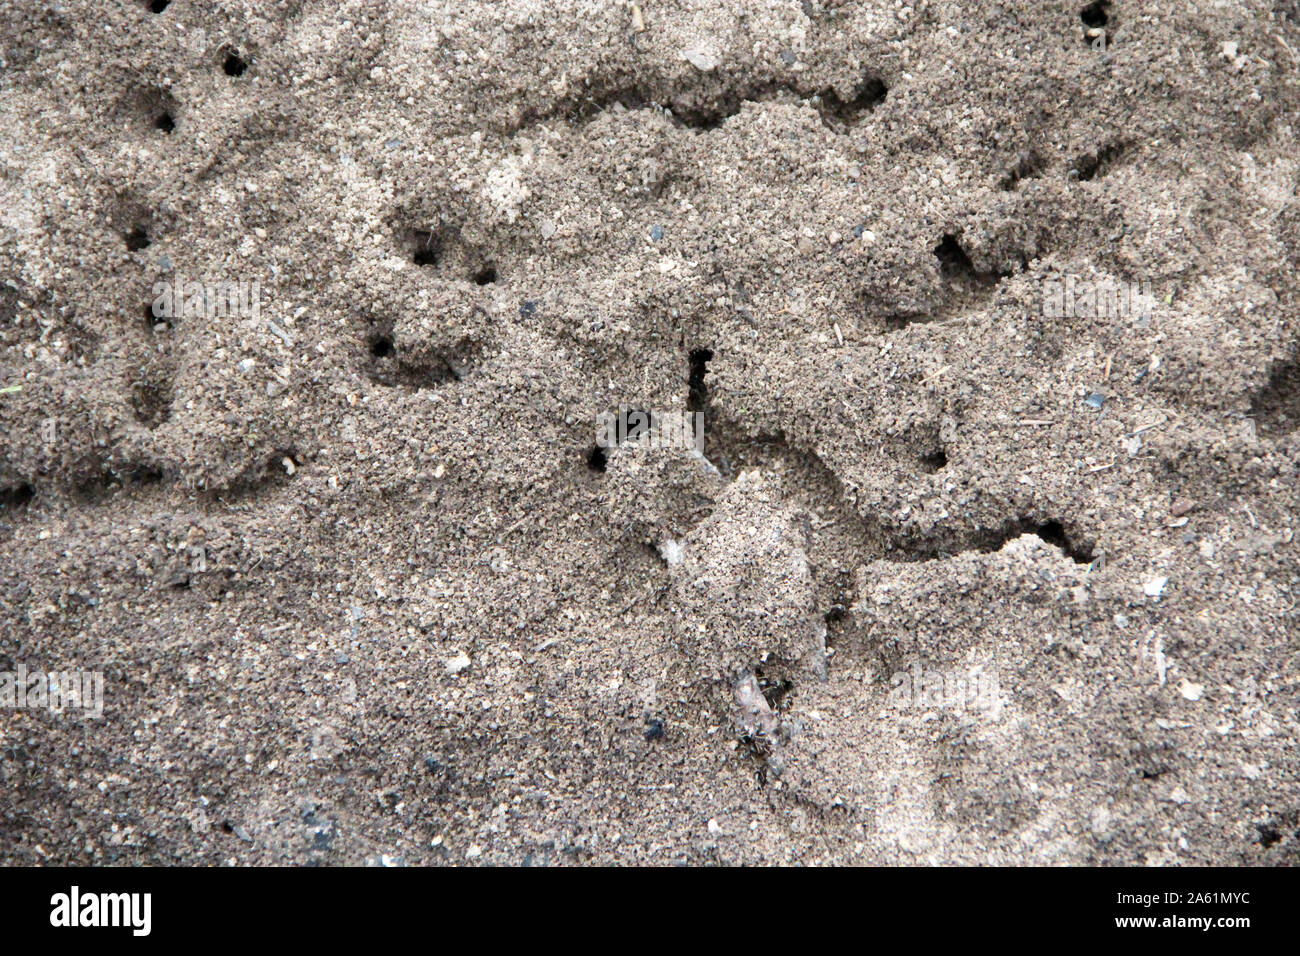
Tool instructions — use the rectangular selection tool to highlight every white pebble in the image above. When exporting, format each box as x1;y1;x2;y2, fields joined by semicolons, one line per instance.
1143;576;1168;598
682;47;719;72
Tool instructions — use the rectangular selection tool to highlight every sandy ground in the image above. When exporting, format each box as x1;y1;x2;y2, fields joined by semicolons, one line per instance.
1;0;1298;865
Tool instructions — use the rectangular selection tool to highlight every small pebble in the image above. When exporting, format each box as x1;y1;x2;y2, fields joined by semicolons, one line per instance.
650;224;663;241
682;47;719;72
1143;576;1168;598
